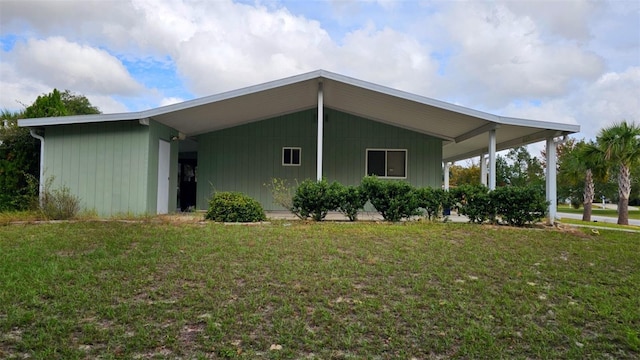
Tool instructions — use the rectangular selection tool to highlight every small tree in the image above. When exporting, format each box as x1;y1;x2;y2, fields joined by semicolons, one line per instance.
594;121;640;225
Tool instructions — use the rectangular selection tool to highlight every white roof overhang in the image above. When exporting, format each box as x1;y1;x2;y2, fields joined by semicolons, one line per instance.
18;69;579;162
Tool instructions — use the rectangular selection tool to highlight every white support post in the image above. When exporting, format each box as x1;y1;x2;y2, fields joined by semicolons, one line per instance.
488;130;496;190
480;154;487;186
546;137;557;225
316;82;324;181
444;162;450;190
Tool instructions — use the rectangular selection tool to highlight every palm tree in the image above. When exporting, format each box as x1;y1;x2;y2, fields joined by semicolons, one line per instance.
595;121;640;225
579;142;607;222
560;140;607;222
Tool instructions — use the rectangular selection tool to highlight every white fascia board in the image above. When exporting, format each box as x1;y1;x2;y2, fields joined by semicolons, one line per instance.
18;112;142;127
496;116;580;133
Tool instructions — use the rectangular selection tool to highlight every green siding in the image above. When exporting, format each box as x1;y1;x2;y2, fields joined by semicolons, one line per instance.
146;120;179;213
197;109;317;210
196;108;442;211
324;108;442;187
43;121;150;216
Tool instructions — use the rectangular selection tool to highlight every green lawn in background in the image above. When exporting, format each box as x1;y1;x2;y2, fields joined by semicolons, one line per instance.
1;221;638;359
557;205;640;220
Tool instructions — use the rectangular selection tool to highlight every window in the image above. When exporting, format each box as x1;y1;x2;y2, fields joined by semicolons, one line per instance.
366;149;407;178
282;147;301;166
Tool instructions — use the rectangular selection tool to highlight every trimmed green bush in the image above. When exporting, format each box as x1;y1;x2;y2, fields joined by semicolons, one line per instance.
450;184;495;224
415;187;452;220
206;192;266;222
336;184;368;221
361;176;420;222
292;179;341;221
491;186;548;226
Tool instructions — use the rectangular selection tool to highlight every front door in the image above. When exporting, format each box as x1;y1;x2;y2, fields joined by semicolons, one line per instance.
157;139;170;214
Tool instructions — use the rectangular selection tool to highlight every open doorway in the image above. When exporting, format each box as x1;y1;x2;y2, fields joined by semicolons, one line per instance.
178;138;198;211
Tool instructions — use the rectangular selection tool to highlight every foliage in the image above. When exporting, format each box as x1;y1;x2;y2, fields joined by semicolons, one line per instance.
291;179;341;221
335;184;368;221
0;111;39;211
496;146;545;188
264;178;302;218
450;184;495;224
415;187;452;221
60;90;101;115
448;161;481;186
559;140;608;221
205;192;266;222
594;121;640;225
39;177;81;220
360;176;421;222
491;186;548;226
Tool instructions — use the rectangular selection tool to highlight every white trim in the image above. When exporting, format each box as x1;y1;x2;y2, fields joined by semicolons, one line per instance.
317;82;324;180
282;147;302;166
365;148;408;179
546;137;557;225
488;129;496;190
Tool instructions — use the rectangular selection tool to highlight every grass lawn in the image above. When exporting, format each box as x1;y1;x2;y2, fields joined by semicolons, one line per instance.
558;218;640;232
1;221;638;359
557;205;640;220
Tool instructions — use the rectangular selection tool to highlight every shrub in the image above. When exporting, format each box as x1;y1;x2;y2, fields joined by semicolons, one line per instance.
450;184;495;224
292;179;341;221
206;192;266;222
491;186;548;226
40;177;81;220
336;184;368;221
264;178;304;219
361;176;421;222
415;187;452;221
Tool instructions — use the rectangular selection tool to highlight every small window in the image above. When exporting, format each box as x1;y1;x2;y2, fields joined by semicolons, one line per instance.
366;149;407;178
282;147;301;166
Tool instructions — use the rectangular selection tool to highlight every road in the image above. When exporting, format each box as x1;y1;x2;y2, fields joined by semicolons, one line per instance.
557;212;640;226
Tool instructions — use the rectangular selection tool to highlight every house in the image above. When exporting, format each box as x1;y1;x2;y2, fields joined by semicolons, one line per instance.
19;70;579;222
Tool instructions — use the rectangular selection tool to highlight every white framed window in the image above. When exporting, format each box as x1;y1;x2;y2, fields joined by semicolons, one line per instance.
282;147;301;166
366;149;407;178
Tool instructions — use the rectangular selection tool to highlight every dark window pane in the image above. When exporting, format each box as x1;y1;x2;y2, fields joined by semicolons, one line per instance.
387;151;406;177
283;148;291;164
367;150;386;176
292;148;300;165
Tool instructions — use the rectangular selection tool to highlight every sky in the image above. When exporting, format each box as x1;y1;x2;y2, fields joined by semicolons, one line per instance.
1;0;639;144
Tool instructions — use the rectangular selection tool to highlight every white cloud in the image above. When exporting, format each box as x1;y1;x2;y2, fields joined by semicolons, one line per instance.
500;67;640;140
502;0;601;41
7;37;143;95
0;0;637;141
335;24;439;95
440;2;605;107
170;2;334;95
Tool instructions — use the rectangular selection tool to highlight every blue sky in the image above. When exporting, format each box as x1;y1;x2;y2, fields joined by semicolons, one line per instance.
1;0;638;141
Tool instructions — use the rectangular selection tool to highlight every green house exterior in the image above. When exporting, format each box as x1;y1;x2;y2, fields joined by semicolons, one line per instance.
20;70;579;222
42;120;179;216
197;108;442;210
